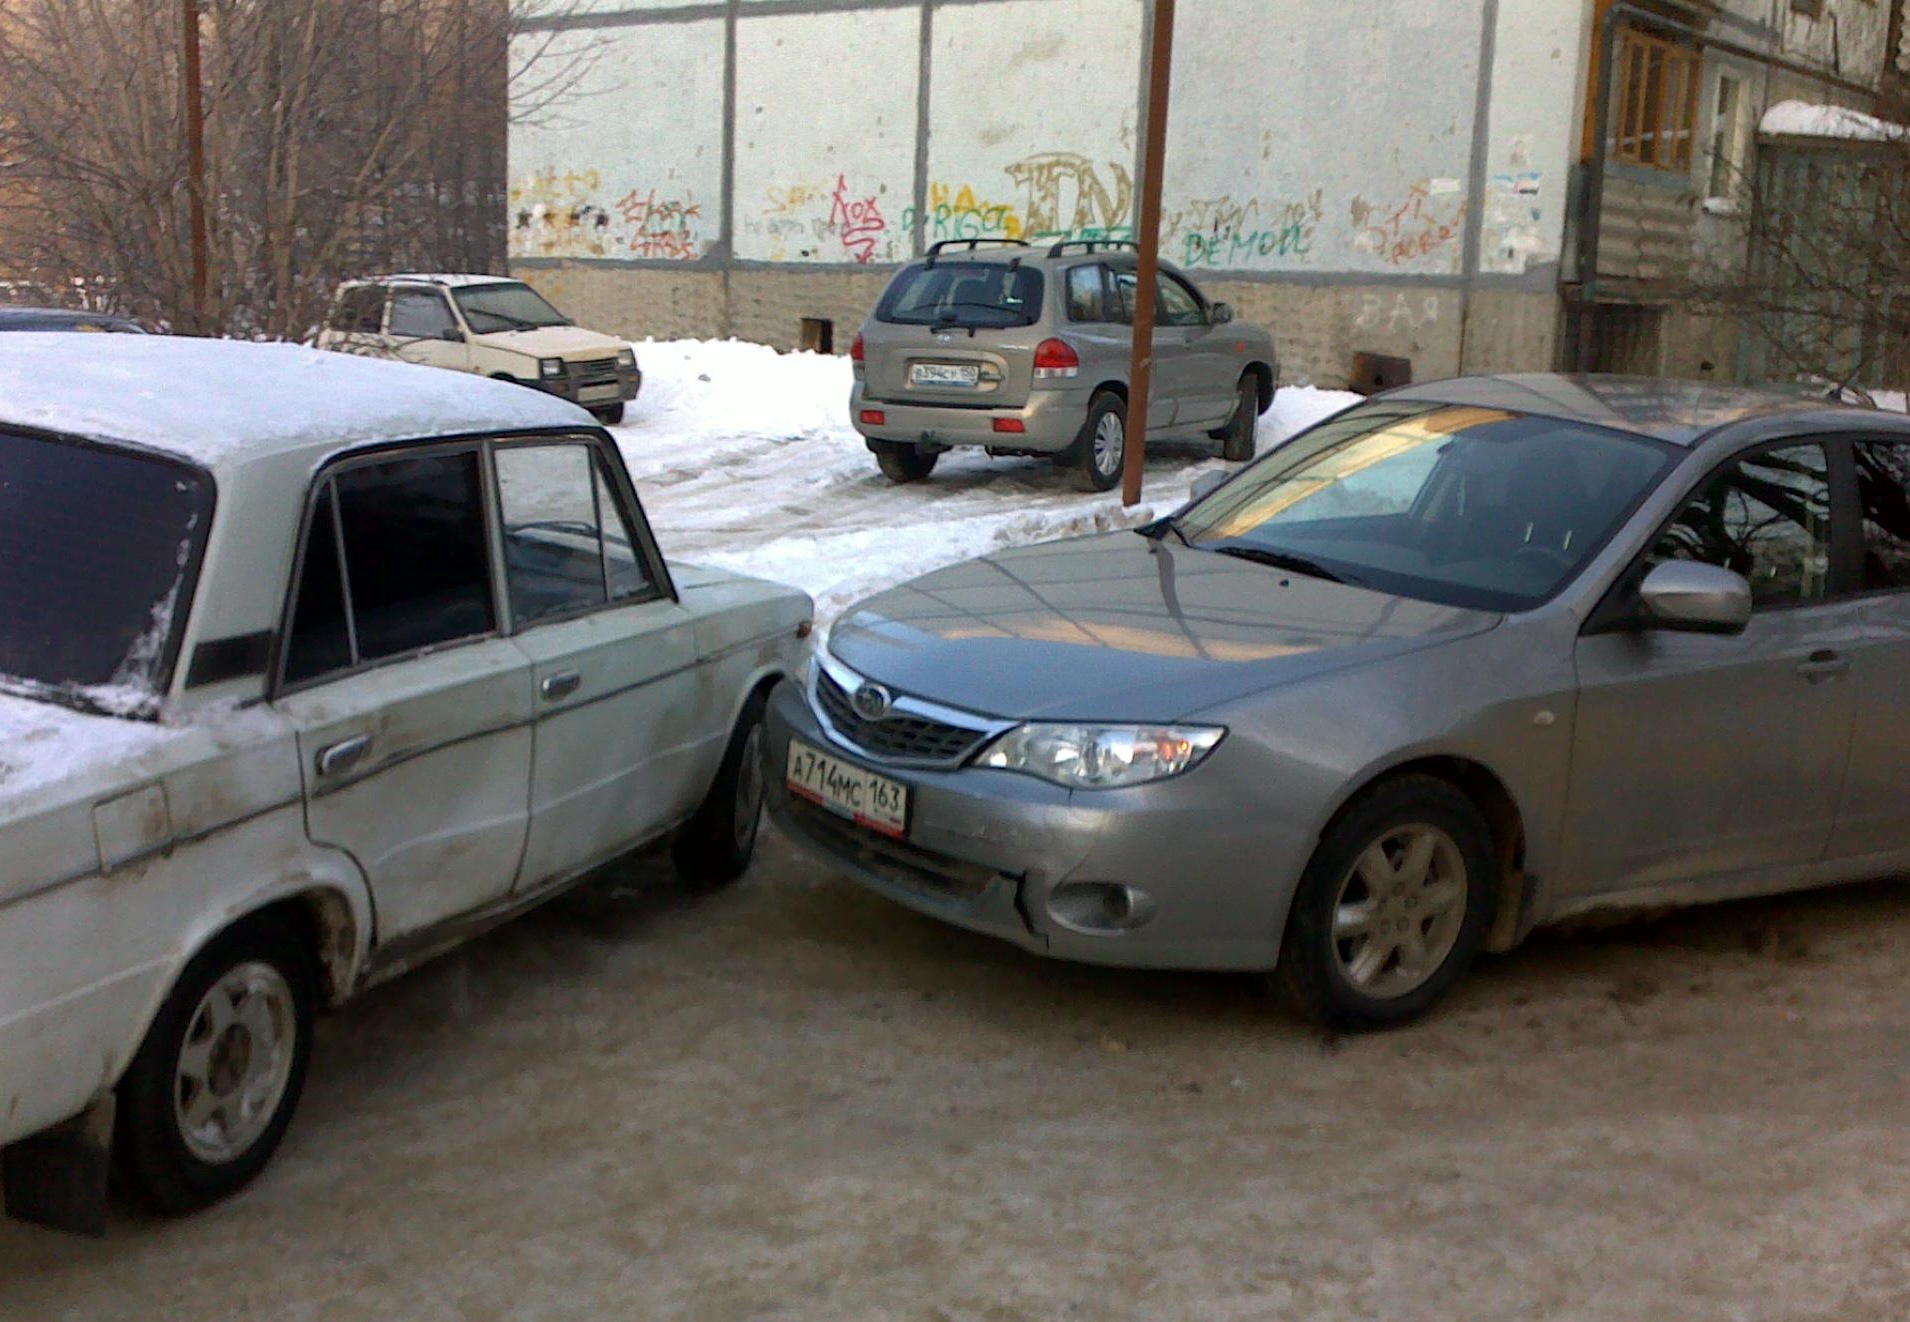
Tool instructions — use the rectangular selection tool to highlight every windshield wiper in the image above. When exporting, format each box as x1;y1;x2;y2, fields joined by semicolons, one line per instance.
1207;543;1350;584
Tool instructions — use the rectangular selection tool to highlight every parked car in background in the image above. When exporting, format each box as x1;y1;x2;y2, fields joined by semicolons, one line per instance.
0;306;148;333
315;274;641;424
771;374;1910;1029
0;336;808;1233
850;239;1279;491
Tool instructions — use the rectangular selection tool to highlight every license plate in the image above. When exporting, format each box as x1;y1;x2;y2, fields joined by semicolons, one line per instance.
579;384;621;403
786;739;909;839
909;362;979;388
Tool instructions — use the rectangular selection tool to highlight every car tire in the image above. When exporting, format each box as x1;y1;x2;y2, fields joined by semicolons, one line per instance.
673;688;772;886
1069;390;1128;493
873;442;938;483
114;913;316;1215
591;403;626;426
1278;775;1496;1032
1218;375;1261;463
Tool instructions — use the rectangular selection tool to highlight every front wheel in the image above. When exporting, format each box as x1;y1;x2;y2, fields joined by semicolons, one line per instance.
1278;776;1496;1031
114;915;316;1214
1069;391;1128;492
872;441;938;483
673;688;771;886
591;403;626;426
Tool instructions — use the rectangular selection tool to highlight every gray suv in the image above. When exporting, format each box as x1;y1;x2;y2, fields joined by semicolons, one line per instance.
850;239;1279;491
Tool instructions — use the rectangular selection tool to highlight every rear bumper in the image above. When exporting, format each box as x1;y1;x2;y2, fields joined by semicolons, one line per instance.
849;381;1086;454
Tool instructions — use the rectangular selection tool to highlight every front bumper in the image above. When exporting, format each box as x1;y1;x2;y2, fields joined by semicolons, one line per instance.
849;381;1086;454
764;678;1299;971
540;361;641;408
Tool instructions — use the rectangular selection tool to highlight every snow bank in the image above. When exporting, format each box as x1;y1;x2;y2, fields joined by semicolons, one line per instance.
613;339;1359;620
1760;100;1910;143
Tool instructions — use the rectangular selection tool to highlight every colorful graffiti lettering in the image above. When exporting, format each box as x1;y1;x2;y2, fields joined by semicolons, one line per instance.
1170;190;1323;268
510;168;619;258
1006;152;1133;239
619;188;703;261
827;175;887;264
1354;183;1466;268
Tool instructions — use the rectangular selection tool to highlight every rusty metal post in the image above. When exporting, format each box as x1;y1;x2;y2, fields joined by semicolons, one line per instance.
1122;0;1175;507
182;0;208;334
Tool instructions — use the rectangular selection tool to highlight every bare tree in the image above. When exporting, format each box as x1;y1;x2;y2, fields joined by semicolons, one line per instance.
0;0;595;338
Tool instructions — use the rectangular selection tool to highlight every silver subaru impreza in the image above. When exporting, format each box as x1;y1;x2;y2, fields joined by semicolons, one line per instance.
768;374;1910;1028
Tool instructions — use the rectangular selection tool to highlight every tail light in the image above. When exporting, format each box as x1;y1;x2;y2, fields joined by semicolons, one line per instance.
849;332;865;363
1033;338;1079;380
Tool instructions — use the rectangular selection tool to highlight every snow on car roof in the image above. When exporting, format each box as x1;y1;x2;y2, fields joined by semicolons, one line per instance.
0;333;590;468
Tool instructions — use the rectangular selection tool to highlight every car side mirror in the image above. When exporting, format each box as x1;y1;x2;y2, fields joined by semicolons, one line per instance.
1636;560;1752;635
439;328;466;342
1210;302;1235;325
1189;471;1229;502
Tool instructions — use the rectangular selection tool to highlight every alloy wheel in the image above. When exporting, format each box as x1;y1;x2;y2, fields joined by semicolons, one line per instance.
1329;824;1468;999
173;962;299;1165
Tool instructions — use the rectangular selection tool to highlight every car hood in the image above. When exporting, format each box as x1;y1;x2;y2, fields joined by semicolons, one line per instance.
477;325;629;360
827;533;1499;722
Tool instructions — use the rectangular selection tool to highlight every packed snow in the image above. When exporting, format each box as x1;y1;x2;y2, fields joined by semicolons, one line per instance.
1760;99;1910;143
610;339;1359;619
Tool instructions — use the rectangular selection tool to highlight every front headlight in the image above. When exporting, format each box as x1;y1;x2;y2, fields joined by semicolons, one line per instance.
977;724;1224;789
616;346;636;367
803;619;833;686
539;357;564;378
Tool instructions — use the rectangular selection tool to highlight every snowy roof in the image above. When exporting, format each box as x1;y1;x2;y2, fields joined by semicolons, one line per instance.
373;272;523;288
0;334;591;468
1760;99;1909;143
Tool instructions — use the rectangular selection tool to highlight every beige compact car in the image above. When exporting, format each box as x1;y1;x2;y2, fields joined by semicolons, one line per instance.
317;274;641;424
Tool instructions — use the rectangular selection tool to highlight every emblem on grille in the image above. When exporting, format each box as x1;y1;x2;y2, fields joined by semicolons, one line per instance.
851;682;895;722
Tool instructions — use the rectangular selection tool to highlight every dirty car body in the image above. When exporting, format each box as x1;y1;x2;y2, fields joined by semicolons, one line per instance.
0;336;808;1230
771;374;1910;1027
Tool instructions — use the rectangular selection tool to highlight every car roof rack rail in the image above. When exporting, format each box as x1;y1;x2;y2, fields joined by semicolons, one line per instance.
925;237;1030;268
1046;239;1141;258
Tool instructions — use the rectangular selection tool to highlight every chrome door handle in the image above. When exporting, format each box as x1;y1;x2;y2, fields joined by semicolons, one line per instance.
316;734;372;778
1795;649;1851;681
540;671;582;701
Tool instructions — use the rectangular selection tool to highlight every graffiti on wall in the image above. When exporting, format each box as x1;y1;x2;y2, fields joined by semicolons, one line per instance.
900;153;1135;248
742;175;895;262
511;167;708;261
1166;190;1324;268
1352;181;1467;269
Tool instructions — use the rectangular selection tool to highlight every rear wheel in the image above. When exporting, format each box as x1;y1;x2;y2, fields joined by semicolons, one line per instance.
674;689;771;886
591;403;626;425
1218;375;1260;462
1069;391;1127;493
114;914;316;1214
873;441;938;483
1278;776;1496;1031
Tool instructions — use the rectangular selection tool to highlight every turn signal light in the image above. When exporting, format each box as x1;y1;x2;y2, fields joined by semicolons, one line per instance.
1033;338;1080;379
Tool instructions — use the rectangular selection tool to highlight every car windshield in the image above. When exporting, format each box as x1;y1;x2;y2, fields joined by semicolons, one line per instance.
877;261;1044;329
0;429;210;715
452;282;571;333
1174;401;1676;612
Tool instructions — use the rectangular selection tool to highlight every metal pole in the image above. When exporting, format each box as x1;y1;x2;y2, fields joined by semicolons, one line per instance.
182;0;208;334
1122;0;1175;507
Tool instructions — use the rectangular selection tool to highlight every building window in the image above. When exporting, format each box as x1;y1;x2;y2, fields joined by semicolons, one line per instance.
1612;26;1703;171
1708;74;1747;197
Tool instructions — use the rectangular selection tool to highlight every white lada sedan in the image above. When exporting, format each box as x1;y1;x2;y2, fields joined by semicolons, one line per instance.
0;336;809;1232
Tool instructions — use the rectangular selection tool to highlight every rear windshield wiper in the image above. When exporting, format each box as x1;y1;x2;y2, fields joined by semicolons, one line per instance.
1206;543;1351;584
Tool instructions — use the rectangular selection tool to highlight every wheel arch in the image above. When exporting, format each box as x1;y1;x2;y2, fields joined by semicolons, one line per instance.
1242;361;1275;412
1090;379;1128;404
1311;754;1531;954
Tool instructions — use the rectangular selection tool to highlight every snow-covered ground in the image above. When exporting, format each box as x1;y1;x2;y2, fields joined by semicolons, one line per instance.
609;339;1359;619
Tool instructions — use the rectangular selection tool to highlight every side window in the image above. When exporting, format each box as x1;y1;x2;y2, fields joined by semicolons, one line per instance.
328;287;386;334
1158;275;1207;328
1107;270;1138;325
495;442;659;626
281;449;496;685
388;289;457;339
1065;265;1106;323
1650;443;1831;608
1854;439;1910;591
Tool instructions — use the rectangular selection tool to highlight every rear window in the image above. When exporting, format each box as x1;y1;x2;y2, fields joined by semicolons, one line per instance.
0;430;210;712
876;262;1045;329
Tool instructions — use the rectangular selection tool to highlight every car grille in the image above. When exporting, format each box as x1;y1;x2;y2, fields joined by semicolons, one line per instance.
570;357;623;387
784;795;999;902
814;668;989;764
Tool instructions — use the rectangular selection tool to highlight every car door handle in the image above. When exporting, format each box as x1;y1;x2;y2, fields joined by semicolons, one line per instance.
1795;649;1851;681
540;671;582;701
315;734;372;778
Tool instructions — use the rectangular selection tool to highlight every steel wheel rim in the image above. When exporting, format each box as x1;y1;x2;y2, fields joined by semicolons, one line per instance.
1329;824;1467;1000
733;723;766;851
174;962;297;1165
1093;412;1124;476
